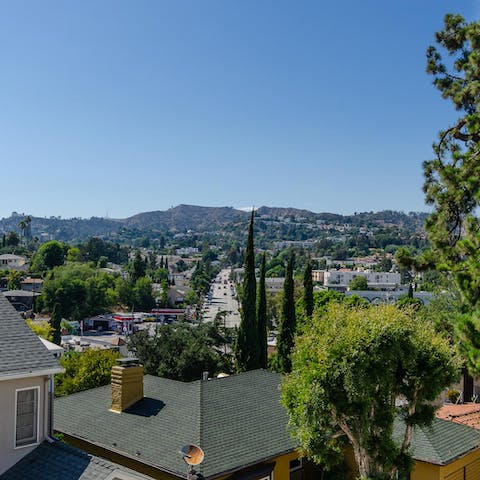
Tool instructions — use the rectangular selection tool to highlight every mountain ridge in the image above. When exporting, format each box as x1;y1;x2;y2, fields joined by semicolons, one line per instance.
0;205;428;243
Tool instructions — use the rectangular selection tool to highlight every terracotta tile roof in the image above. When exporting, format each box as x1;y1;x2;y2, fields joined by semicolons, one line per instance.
436;404;480;430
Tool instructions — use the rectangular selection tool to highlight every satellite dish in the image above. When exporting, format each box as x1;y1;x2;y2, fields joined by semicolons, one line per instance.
179;444;205;466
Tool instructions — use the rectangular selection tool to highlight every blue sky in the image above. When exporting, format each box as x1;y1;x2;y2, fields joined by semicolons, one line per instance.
0;1;477;219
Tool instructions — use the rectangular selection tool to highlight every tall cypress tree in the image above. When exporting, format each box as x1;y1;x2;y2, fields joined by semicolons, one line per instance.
50;302;62;346
236;210;258;371
303;261;313;319
257;253;268;369
278;252;296;373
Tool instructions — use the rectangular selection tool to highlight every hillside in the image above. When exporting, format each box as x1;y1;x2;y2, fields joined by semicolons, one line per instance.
0;206;428;243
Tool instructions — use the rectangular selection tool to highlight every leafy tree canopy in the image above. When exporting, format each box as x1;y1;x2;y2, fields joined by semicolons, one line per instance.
26;318;54;341
31;240;67;272
281;303;460;480
421;14;480;374
5;231;20;247
348;275;369;291
55;349;120;396
127;323;232;381
41;263;117;321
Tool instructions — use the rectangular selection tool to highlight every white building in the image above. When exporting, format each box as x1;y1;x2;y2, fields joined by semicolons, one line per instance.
312;270;325;283
265;277;285;292
175;247;199;256
324;270;401;291
0;254;26;270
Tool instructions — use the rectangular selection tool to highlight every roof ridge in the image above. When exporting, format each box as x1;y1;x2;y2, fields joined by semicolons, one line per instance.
420;421;444;465
199;378;205;473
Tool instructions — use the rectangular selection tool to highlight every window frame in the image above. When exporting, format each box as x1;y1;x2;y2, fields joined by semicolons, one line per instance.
289;458;303;473
14;386;40;449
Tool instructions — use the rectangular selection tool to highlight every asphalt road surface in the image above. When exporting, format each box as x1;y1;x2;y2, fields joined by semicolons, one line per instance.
202;268;240;328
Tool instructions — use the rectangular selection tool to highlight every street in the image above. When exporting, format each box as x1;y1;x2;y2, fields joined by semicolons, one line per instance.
202;268;241;328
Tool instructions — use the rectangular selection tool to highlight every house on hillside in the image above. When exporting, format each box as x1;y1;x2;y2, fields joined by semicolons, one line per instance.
0;294;154;480
19;277;43;293
2;290;39;312
0;254;26;271
54;362;480;480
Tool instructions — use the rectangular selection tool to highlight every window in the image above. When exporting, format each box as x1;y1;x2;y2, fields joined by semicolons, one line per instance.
15;387;39;448
289;459;302;472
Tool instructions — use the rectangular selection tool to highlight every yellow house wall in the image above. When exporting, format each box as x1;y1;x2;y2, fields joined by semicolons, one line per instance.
439;448;480;479
410;461;440;480
215;451;299;480
271;451;299;480
343;445;480;480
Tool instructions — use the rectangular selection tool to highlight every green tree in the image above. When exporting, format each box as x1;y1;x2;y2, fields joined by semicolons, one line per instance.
281;303;460;480
419;287;464;345
78;237;128;265
130;251;146;282
66;247;81;262
18;215;32;244
303;261;313;318
31;240;66;272
55;349;120;397
5;231;19;247
349;275;369;291
277;253;296;373
50;302;62;345
115;276;134;308
7;270;22;290
26;318;54;341
133;277;155;311
184;289;200;307
236;210;258;371
256;253;268;369
41;263;116;321
128;323;232;381
97;256;108;268
421;14;480;374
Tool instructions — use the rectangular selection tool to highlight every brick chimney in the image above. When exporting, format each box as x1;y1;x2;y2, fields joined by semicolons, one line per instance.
110;358;144;413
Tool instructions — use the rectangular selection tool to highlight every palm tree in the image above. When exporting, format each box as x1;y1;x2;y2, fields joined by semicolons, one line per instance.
18;215;32;245
18;219;26;245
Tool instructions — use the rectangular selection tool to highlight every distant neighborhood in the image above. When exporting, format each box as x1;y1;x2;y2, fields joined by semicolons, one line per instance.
0;201;479;480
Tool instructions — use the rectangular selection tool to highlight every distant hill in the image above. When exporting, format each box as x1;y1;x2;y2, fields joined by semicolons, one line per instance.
0;206;428;243
124;204;247;231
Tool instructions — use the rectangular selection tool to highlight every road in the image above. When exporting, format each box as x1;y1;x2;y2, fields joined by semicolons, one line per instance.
202;268;241;328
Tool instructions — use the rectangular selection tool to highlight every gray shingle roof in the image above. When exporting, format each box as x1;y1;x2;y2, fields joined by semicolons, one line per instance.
0;293;61;378
55;370;294;479
393;416;480;465
55;369;480;478
0;441;154;480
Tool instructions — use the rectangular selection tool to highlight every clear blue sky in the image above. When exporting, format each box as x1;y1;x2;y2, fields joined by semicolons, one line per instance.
1;1;477;219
